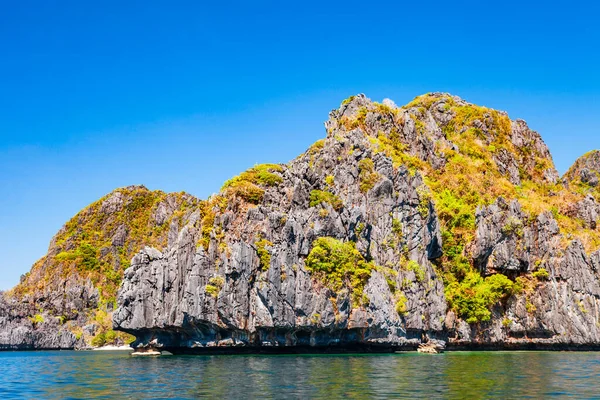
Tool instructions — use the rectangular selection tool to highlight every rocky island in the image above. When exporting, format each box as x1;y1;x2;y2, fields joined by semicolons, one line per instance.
3;93;600;353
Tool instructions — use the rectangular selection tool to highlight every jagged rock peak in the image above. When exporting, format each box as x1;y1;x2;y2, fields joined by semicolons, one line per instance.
564;150;600;188
324;92;558;185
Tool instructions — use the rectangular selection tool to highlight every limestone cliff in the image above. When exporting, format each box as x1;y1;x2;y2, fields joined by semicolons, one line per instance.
0;186;199;349
113;93;600;352
4;93;600;352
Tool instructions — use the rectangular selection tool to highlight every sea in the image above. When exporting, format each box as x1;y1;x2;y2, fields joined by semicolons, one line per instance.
0;350;599;399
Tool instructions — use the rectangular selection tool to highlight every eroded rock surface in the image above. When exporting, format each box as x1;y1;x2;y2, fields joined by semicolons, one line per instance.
114;124;448;350
113;94;600;352
5;93;600;352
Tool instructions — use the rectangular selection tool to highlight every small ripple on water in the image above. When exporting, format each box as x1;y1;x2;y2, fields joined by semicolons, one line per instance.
0;351;599;398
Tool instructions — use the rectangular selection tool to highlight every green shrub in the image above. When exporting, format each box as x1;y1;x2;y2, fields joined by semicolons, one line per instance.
91;332;106;347
435;189;475;231
206;275;225;298
105;330;117;344
358;158;381;193
28;313;44;325
309;190;343;210
255;239;273;271
222;164;283;190
405;260;426;282
55;242;99;272
355;222;365;236
416;186;432;218
309;139;325;153
305;237;374;305
532;267;549;281
502;216;524;237
325;175;335;186
310;313;322;324
445;272;516;324
395;292;408;315
251;164;284;186
224;181;265;204
341;95;356;106
221;164;283;204
391;218;403;237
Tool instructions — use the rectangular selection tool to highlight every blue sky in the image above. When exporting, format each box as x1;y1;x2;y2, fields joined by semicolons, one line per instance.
1;1;599;289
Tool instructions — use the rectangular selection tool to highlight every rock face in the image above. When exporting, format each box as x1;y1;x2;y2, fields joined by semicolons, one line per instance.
5;93;600;352
112;94;600;353
0;185;199;350
113;132;448;351
564;150;600;188
0;292;78;350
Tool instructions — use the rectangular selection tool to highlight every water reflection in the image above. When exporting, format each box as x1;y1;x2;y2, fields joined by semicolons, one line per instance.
0;350;599;398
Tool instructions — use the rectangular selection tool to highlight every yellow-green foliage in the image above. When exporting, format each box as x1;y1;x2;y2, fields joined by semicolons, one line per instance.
309;190;343;210
223;181;265;204
445;272;517;323
368;133;426;173
309;139;325;154
28;313;44;325
89;307;135;347
15;186;200;304
405;260;426;282
416;185;432;218
305;237;374;305
341;95;356;106
325;175;335;187
255;239;273;271
197;196;229;251
355;222;366;236
205;275;225;298
358;158;381;193
404;93;444;110
392;218;402;234
395;292;408;315
371;95;600;316
502;216;524;237
222;164;283;189
55;242;99;272
91;332;107;347
563;150;600;201
222;164;283;204
532;268;549;281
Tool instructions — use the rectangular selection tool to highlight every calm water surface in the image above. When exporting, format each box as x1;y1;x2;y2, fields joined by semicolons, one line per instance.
0;350;599;399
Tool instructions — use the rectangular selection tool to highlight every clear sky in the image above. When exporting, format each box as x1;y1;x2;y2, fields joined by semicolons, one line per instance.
1;1;599;290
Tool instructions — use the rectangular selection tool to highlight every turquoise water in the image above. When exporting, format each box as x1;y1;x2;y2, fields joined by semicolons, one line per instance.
0;351;599;399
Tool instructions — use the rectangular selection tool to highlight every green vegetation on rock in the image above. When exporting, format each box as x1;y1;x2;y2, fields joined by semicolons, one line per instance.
255;239;273;271
15;186;199;304
305;237;374;305
532;268;549;281
358;158;381;193
11;92;600;352
206;276;225;298
445;272;517;323
309;190;343;210
55;242;100;272
222;164;283;204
